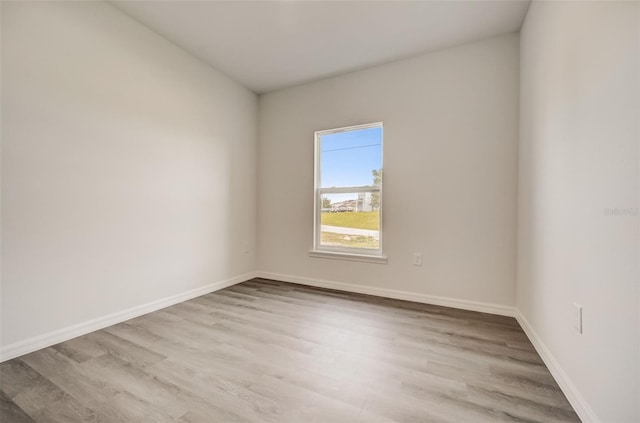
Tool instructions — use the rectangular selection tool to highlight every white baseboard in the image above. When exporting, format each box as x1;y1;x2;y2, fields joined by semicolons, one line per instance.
255;271;516;317
515;310;599;423
2;269;596;423
0;272;256;363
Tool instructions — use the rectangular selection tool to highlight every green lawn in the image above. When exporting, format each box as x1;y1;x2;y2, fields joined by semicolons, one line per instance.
321;211;379;230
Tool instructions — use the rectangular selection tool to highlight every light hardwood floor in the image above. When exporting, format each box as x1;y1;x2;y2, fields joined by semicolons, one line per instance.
1;278;580;422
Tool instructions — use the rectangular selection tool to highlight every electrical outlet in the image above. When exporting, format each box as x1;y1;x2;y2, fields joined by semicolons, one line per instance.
573;303;582;334
412;253;422;266
242;242;250;254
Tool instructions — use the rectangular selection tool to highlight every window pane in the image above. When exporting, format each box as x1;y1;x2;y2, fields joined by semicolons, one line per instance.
314;122;383;254
320;192;379;250
320;127;382;188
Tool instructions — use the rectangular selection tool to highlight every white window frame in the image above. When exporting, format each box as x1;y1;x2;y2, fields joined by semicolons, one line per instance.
311;122;386;263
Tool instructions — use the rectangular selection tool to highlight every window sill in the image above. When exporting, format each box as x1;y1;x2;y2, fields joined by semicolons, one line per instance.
309;250;388;264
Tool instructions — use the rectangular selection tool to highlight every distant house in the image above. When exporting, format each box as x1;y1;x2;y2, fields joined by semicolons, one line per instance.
357;192;373;212
327;194;374;212
322;192;374;213
329;199;356;212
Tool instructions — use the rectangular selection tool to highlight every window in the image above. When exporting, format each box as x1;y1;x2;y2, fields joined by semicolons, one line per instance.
312;122;384;260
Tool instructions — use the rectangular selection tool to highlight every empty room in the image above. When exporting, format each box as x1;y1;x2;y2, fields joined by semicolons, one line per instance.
1;0;638;422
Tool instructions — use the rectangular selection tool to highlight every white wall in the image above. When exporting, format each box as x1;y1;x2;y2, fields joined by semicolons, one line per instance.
1;2;257;352
257;34;519;309
518;2;639;422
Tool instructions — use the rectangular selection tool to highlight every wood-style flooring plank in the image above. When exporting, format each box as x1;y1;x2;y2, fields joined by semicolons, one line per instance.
0;391;36;423
0;278;580;422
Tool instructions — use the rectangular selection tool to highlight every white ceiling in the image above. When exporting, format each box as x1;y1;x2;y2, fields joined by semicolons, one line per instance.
113;1;531;94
